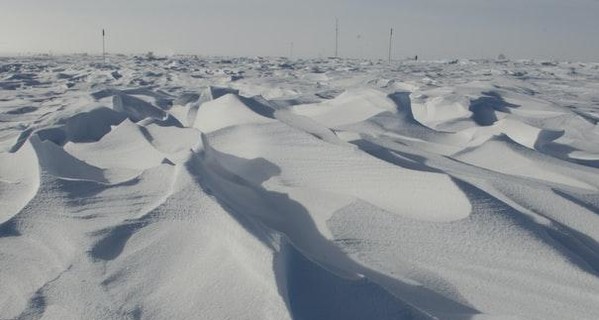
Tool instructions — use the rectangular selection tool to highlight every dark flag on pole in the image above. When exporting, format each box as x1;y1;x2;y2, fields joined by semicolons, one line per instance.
102;29;105;36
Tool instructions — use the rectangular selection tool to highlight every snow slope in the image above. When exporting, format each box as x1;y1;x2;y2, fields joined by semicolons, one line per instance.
1;55;599;320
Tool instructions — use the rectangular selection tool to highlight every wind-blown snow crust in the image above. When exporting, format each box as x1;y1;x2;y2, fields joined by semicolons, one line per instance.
1;55;599;320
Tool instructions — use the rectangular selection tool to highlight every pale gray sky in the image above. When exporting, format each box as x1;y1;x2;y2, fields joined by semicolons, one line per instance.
1;0;598;61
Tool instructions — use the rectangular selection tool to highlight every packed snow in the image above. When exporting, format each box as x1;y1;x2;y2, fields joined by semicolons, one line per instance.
1;54;599;319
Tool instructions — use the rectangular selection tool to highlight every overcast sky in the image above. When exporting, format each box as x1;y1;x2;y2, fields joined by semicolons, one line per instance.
1;0;598;61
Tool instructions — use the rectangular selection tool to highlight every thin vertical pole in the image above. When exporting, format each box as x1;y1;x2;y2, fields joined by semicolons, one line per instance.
388;28;393;64
290;42;294;60
102;29;106;64
335;18;339;58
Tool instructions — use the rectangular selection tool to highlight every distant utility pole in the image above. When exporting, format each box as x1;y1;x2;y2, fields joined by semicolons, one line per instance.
388;28;393;64
335;18;339;58
102;29;106;64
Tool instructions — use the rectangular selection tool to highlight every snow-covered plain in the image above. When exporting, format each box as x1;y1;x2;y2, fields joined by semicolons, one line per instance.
1;54;599;319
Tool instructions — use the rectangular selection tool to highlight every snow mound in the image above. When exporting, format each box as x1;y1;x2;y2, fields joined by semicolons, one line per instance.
30;135;138;183
206;121;472;222
454;135;598;191
193;94;275;133
64;119;168;170
0;141;39;223
292;89;396;128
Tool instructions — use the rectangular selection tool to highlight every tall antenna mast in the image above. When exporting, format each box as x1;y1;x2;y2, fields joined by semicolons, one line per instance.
335;18;339;58
102;29;106;64
388;28;393;64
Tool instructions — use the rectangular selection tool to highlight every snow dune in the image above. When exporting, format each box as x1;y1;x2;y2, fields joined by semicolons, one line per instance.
1;55;599;319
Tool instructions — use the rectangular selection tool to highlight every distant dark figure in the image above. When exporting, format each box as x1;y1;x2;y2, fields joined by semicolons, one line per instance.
415;55;418;61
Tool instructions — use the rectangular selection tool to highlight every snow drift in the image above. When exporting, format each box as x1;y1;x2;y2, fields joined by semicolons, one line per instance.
1;55;599;320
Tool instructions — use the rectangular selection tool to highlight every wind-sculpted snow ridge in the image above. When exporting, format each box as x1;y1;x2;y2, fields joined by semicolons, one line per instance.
1;55;599;320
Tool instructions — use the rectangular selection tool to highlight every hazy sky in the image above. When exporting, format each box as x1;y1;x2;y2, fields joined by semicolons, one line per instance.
1;0;599;61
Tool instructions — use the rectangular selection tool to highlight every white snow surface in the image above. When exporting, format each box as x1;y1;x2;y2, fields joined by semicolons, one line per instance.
1;55;599;320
